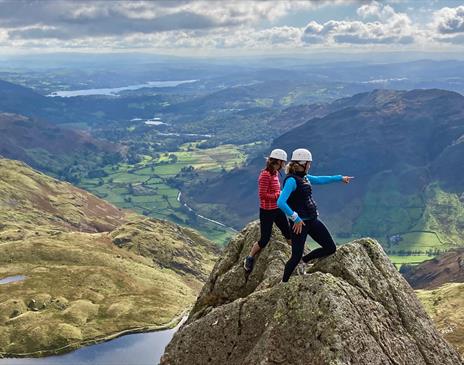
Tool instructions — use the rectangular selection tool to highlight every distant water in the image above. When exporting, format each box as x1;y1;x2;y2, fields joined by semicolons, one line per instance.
0;275;26;285
158;132;212;138
0;317;186;365
47;80;197;97
145;121;167;126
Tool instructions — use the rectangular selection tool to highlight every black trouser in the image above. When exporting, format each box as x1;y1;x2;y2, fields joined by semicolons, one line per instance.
282;218;336;282
258;208;292;248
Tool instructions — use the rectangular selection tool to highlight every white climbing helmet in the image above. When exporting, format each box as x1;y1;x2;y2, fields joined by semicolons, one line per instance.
269;149;287;162
291;148;312;162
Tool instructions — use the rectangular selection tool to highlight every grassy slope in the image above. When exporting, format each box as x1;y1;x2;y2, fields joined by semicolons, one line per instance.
329;178;464;267
0;158;219;356
0;159;125;233
416;283;464;356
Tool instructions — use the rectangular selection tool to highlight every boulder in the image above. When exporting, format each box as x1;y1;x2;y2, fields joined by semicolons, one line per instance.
188;221;291;322
161;222;463;365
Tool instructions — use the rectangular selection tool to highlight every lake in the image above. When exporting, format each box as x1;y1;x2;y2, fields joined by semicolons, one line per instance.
47;80;197;97
0;317;186;365
0;275;26;285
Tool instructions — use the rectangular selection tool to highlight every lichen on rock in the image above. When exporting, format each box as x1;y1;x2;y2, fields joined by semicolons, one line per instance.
161;221;463;365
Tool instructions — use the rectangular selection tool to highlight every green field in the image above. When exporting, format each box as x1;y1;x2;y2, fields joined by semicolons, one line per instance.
79;143;245;244
389;231;444;251
343;176;463;265
388;255;435;270
332;234;438;270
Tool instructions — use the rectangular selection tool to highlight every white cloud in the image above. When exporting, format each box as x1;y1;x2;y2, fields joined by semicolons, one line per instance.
1;0;464;53
357;1;385;19
0;0;336;51
131;26;304;50
430;5;464;44
433;5;464;34
303;1;417;45
0;0;324;38
253;26;304;47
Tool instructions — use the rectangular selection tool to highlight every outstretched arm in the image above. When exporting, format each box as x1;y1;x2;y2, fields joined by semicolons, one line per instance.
307;174;344;185
277;178;302;223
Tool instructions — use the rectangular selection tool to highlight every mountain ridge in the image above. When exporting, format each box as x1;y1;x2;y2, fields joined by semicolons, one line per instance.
0;112;123;182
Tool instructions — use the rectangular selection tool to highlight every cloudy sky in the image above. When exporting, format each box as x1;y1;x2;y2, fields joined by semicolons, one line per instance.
1;0;464;55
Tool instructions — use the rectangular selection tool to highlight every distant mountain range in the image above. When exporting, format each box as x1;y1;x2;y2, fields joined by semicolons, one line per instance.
188;89;464;249
1;72;463;250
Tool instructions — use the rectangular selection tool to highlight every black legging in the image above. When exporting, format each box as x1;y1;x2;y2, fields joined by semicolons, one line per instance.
282;218;336;282
258;208;292;248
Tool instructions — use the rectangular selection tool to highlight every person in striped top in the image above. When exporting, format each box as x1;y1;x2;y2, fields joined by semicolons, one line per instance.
243;149;292;273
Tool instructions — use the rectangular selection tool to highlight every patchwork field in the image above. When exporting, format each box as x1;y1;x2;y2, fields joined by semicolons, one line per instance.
331;234;440;269
79;143;246;244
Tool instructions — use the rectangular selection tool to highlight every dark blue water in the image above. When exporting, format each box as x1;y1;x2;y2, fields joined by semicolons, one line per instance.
0;318;186;365
0;276;26;285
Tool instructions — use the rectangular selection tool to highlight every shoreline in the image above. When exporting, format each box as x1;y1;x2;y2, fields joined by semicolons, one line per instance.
0;308;190;359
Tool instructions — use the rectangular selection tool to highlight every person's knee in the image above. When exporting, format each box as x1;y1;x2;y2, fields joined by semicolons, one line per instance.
258;229;272;248
328;244;336;255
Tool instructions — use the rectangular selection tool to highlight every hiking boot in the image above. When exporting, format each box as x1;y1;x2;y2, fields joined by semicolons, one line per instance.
243;256;254;272
296;261;307;276
304;262;316;273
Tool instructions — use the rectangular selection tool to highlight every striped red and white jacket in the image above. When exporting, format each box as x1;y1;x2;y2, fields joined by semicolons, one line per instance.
258;169;281;210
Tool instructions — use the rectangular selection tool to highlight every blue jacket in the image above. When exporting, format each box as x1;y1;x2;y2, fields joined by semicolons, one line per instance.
277;174;343;223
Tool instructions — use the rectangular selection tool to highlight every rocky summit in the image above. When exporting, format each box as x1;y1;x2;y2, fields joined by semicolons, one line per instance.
160;222;462;365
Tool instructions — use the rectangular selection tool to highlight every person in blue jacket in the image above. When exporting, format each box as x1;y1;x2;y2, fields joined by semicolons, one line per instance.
277;148;354;282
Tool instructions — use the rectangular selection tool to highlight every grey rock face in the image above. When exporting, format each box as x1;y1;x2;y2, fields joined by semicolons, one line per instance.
161;222;463;365
188;222;291;323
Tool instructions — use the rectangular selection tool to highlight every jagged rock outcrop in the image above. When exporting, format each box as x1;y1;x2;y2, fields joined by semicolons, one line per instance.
161;221;463;365
188;222;292;322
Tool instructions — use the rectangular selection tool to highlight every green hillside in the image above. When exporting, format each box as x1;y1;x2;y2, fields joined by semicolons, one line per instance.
417;283;464;356
0;158;219;357
188;89;464;265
